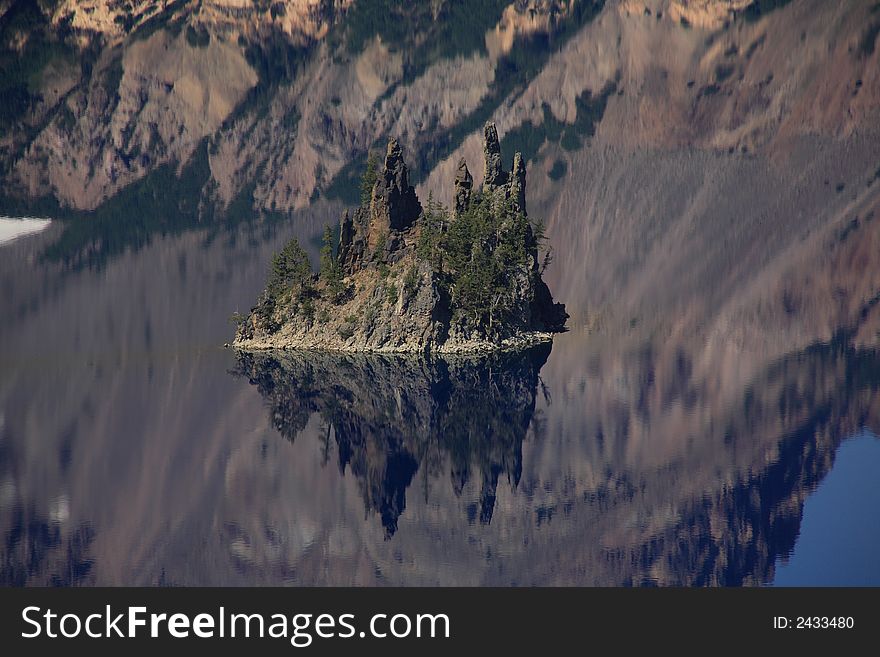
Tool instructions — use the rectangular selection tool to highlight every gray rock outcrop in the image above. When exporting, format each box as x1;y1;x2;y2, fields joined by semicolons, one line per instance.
453;158;473;217
482;122;507;189
369;138;422;236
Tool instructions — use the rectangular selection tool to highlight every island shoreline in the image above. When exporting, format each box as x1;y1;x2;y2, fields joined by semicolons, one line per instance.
232;330;557;355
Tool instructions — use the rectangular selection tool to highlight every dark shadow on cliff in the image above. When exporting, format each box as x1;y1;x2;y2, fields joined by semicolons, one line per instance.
232;344;550;537
323;1;607;200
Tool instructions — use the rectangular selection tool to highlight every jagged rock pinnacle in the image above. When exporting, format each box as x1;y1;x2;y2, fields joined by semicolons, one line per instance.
337;209;358;270
483;122;506;188
384;138;404;171
370;137;422;238
454;158;473;217
478;124;527;215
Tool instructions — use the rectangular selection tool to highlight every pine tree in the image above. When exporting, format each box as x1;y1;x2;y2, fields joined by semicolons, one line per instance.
268;237;312;299
416;191;449;271
319;225;335;279
258;237;314;326
319;225;345;303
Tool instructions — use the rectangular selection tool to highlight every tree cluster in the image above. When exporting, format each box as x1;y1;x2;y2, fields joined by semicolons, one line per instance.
417;193;544;335
319;225;346;302
257;237;314;328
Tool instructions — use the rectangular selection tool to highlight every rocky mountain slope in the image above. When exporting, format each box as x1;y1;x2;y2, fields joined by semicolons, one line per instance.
1;0;582;213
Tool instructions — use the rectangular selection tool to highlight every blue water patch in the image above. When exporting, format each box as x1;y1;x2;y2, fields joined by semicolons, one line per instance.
773;431;880;586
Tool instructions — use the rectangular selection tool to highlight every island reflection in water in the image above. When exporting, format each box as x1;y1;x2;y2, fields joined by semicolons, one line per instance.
233;345;551;537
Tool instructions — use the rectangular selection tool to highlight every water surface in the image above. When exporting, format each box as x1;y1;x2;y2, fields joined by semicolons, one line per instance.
2;215;877;586
772;432;880;587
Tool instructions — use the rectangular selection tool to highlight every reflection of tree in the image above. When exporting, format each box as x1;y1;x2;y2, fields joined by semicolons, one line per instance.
234;345;550;536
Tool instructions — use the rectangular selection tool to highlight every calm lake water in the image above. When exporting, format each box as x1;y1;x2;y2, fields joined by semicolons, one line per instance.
2;210;878;586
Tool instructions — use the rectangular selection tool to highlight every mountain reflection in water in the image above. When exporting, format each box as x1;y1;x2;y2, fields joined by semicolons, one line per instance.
2;329;879;584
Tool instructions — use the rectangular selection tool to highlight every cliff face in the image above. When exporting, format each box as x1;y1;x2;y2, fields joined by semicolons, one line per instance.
50;1;352;45
0;0;597;212
4;1;876;218
235;124;567;352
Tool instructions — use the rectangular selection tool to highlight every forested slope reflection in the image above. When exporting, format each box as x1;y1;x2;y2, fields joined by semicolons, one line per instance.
233;345;550;536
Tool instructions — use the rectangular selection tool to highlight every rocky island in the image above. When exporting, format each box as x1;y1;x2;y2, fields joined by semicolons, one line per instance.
234;123;567;353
